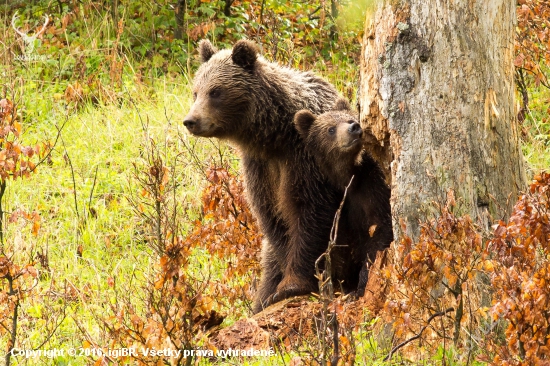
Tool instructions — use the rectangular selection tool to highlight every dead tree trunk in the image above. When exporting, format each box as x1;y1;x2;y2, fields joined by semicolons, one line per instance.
174;0;187;40
359;0;526;240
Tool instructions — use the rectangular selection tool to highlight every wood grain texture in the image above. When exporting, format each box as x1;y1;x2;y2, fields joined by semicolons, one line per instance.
359;0;526;240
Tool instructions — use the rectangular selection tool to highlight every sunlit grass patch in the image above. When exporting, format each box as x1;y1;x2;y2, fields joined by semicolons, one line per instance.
521;85;550;173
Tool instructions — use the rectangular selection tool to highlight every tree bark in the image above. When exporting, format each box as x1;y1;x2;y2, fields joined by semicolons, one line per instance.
174;0;186;40
359;0;526;240
224;0;234;16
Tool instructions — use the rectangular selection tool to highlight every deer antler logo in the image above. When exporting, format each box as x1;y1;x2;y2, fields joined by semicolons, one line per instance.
11;12;49;57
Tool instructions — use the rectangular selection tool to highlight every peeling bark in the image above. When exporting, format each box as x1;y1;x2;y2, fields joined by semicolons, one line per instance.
359;0;526;239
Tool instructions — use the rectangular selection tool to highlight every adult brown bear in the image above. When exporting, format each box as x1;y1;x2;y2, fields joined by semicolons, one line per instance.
183;39;340;313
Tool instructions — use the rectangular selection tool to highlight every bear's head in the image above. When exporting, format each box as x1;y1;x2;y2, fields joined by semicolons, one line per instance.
294;98;363;184
183;39;260;139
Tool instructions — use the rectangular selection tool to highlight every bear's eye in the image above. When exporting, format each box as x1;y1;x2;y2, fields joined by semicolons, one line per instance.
328;127;336;135
192;92;197;101
209;88;221;98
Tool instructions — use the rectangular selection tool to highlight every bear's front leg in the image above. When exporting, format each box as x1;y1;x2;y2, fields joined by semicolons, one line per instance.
252;240;283;313
242;157;293;313
269;180;340;306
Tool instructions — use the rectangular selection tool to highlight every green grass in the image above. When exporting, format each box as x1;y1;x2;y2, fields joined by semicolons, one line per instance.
4;79;184;356
521;84;550;173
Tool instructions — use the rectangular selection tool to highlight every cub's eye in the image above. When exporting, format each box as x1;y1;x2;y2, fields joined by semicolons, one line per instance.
209;88;221;98
192;92;197;101
328;127;336;135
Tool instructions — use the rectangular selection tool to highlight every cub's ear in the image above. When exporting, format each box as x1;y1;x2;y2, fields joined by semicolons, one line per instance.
232;39;259;70
294;110;317;138
333;98;351;111
198;39;217;63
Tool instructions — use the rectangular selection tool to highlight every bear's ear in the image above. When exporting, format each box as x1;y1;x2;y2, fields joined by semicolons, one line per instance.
294;110;317;137
198;40;217;63
232;39;259;70
333;98;351;111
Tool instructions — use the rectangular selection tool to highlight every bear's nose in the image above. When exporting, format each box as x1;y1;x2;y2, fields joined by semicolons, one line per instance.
348;122;362;135
183;118;197;130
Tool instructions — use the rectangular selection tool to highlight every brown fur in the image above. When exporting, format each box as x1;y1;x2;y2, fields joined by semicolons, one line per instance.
184;40;340;313
294;99;393;295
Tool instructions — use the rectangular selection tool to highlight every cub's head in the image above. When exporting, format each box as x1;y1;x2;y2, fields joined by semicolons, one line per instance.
294;98;362;183
183;39;260;139
294;98;362;161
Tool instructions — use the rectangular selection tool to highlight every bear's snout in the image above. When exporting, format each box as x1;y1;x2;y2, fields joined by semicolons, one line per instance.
348;122;362;136
183;117;198;131
183;108;207;135
183;113;220;137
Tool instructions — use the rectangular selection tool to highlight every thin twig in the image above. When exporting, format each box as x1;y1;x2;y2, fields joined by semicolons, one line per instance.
33;307;67;350
384;307;455;361
61;136;79;222
309;5;322;19
314;176;354;364
31;116;68;173
5;275;19;366
0;180;6;246
87;165;99;218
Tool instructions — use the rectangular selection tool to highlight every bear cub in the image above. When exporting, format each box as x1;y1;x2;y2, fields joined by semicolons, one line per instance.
294;98;393;295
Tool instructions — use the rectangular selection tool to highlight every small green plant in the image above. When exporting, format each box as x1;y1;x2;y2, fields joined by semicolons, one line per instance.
0;95;63;366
